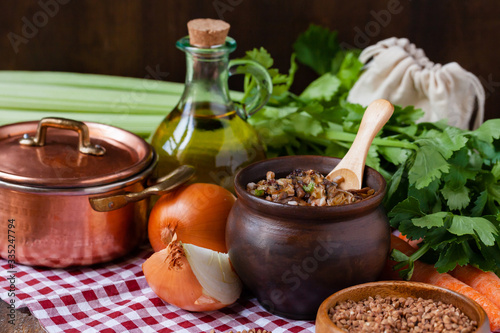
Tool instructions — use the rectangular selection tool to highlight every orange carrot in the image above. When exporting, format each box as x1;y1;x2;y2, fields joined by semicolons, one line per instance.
396;231;500;310
451;265;500;309
396;231;421;248
385;235;500;332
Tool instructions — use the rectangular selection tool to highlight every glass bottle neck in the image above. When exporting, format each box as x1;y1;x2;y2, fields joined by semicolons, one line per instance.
177;38;236;118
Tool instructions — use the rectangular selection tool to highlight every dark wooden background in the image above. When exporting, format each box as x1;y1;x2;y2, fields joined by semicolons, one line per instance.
1;0;499;121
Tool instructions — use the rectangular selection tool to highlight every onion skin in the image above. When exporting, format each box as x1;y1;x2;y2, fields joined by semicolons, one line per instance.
142;241;228;312
148;183;236;253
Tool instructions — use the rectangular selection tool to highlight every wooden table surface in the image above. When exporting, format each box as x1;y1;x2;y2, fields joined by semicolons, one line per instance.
0;301;45;333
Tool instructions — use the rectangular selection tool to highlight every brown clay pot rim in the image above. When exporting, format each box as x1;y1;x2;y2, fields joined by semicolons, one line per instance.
233;155;387;220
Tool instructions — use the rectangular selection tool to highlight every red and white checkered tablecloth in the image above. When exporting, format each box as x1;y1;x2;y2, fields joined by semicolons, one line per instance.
0;244;315;333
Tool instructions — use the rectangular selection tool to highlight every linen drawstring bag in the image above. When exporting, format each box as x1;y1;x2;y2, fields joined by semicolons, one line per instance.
347;37;485;129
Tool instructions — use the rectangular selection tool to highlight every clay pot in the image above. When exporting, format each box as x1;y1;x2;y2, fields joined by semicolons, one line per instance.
226;155;390;320
316;281;490;332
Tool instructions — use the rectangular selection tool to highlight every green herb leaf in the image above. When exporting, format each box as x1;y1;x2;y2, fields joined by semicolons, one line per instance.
471;191;488;217
253;189;264;197
293;24;342;75
470;119;500;144
412;212;448;228
435;243;470;273
299;73;341;102
336;51;363;89
409;145;449;189
303;182;315;193
441;184;471;211
492;162;500;181
244;47;274;69
391;105;425;127
389;196;425;228
378;146;411;166
448;215;497;246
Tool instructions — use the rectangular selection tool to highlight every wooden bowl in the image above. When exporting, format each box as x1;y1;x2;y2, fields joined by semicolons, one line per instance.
226;155;390;320
316;281;490;333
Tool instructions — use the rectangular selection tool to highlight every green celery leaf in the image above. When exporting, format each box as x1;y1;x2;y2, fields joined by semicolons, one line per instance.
441;184;470;211
434;243;469;273
492;162;500;181
460;240;494;271
248;105;297;122
383;163;409;212
469;137;500;163
378;146;412;166
447;146;471;168
242;48;297;104
398;220;430;240
408;178;441;214
301;103;347;124
470;119;500;144
389;197;425;221
343;102;365;122
289;112;324;137
249;106;300;148
391;105;425;126
269;53;298;99
412;212;448;228
365;146;382;175
244;47;274;68
330;50;346;75
325;142;348;158
409;145;449;189
424;227;458;250
448;215;498;246
488;182;500;204
415;127;468;160
341;102;367;133
336;51;363;89
293;24;342;75
442;160;477;188
487;182;500;216
299;73;341;102
476;233;500;271
471;191;488;217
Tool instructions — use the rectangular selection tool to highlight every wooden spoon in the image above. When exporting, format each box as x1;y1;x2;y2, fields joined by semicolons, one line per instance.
326;99;394;190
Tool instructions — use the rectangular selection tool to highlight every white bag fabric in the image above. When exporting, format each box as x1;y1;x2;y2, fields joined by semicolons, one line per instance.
347;37;485;129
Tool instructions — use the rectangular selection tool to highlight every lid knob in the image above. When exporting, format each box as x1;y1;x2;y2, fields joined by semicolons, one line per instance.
187;18;230;48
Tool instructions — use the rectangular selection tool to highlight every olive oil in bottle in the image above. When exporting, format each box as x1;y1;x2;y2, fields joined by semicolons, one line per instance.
150;19;272;192
151;102;266;191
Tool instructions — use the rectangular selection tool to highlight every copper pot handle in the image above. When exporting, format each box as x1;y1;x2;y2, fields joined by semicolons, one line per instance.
19;117;106;156
89;165;195;212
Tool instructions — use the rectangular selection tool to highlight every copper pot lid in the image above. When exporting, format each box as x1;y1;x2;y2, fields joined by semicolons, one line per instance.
0;118;154;188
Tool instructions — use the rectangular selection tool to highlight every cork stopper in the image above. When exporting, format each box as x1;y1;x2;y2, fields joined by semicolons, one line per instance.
187;18;230;48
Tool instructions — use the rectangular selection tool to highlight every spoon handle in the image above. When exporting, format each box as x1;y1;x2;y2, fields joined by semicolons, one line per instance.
327;99;394;189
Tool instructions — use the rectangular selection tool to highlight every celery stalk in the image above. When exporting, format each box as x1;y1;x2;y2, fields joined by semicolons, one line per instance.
0;71;185;94
0;71;246;138
0;95;175;114
0;109;164;137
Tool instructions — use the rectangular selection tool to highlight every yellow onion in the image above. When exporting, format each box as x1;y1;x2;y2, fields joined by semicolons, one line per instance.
142;241;242;311
148;183;236;253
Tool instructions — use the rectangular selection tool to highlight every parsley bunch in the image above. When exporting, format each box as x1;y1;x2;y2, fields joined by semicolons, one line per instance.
237;24;500;277
386;121;500;278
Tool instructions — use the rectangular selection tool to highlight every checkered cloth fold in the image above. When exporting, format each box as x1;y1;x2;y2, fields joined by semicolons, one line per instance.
0;245;315;333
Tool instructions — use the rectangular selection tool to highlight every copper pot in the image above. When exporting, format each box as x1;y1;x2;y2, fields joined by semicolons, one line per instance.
0;118;193;268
